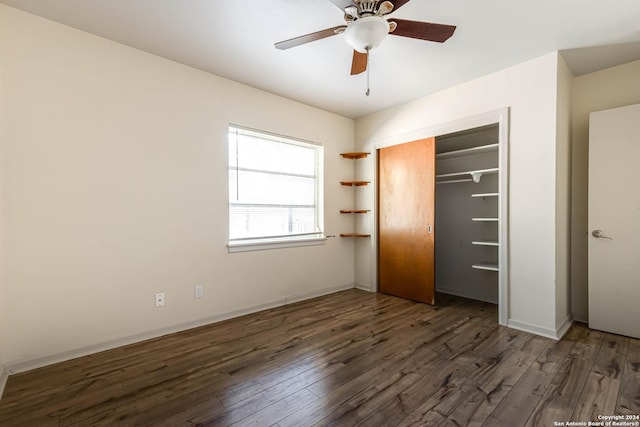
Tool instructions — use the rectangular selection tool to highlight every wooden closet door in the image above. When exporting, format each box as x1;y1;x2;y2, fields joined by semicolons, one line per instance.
378;138;435;304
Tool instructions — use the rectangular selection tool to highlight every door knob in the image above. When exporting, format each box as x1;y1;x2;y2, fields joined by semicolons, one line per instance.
592;230;613;240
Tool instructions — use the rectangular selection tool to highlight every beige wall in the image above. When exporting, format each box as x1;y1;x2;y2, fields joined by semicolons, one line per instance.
0;5;355;366
355;52;567;337
554;55;573;330
570;59;640;322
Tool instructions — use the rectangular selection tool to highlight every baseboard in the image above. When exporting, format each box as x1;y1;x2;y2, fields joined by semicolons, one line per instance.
0;364;7;399
508;317;573;340
507;319;558;339
555;315;574;339
572;311;587;323
282;283;355;305
354;283;374;292
436;285;498;305
6;283;355;376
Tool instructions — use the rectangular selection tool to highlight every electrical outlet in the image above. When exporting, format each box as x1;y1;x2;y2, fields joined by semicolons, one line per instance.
155;292;165;307
194;285;203;299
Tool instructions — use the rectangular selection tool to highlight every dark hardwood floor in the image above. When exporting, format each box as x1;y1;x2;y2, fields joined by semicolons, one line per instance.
0;289;638;426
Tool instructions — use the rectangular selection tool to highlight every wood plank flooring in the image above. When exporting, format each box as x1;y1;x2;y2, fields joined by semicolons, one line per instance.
0;289;639;426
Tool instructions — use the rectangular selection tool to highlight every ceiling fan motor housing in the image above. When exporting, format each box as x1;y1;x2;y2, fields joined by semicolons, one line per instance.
358;1;378;16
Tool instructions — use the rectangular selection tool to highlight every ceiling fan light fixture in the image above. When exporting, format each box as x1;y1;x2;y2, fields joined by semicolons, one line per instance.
344;16;390;53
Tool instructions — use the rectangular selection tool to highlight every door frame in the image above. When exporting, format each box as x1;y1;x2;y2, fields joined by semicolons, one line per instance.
369;108;510;326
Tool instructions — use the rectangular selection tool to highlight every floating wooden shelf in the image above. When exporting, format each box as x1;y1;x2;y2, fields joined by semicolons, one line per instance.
472;217;499;222
340;210;370;214
340;181;369;186
472;241;499;246
340;152;370;159
436;143;498;159
471;193;499;198
340;149;370;235
472;263;499;272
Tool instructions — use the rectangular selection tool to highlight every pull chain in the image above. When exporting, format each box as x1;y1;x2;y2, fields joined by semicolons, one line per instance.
365;46;371;96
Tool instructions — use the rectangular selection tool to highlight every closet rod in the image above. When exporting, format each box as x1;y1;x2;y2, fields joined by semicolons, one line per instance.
435;167;499;179
436;179;473;185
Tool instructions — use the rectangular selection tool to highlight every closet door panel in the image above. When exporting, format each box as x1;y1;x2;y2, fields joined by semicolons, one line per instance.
378;138;435;304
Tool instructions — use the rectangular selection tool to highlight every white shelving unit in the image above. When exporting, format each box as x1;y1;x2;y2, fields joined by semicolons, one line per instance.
434;121;505;313
472;188;499;268
471;166;500;269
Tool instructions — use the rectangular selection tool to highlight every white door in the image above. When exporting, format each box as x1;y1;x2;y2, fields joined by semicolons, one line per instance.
588;103;640;339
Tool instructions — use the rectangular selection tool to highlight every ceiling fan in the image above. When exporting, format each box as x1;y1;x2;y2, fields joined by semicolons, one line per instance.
274;0;457;78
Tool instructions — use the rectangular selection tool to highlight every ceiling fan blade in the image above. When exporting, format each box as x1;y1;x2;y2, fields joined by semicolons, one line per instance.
351;50;368;75
389;0;412;11
391;19;456;43
326;0;356;11
275;26;347;50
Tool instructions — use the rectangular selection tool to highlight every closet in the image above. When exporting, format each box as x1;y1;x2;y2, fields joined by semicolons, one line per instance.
434;124;500;304
377;113;508;324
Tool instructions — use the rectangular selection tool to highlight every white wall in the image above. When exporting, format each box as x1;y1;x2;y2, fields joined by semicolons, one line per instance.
0;51;6;391
355;52;567;337
0;5;355;367
570;59;640;322
554;55;573;332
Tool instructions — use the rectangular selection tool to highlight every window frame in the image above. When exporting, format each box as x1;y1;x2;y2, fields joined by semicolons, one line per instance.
226;125;325;252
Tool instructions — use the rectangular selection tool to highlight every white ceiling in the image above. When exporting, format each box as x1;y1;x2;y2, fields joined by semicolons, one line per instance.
2;0;640;118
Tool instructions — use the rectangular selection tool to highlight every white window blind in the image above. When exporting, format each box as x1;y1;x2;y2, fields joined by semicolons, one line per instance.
228;126;324;244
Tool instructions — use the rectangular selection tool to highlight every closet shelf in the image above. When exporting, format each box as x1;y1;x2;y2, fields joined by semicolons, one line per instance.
340;210;370;214
471;193;499;198
340;181;370;187
472;263;499;272
340;233;371;238
436;143;498;159
436;168;498;184
472;217;499;222
472;241;499;246
340;152;370;159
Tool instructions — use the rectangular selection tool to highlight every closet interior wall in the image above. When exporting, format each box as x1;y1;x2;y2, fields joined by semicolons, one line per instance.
435;124;500;304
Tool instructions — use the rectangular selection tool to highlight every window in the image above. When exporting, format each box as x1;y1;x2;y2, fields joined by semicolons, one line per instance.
228;125;324;251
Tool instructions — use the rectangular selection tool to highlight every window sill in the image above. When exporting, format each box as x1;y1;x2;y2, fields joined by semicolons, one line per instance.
228;235;327;253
